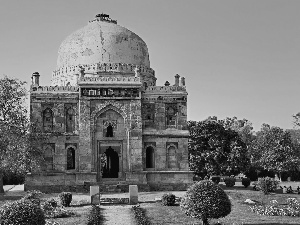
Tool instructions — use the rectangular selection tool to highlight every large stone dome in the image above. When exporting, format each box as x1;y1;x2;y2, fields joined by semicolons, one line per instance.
56;14;150;69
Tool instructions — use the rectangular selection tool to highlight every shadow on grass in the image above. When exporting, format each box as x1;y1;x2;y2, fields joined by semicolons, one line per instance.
0;195;22;201
218;184;253;191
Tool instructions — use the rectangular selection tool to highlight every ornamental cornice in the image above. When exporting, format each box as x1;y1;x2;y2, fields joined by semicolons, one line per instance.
52;63;155;78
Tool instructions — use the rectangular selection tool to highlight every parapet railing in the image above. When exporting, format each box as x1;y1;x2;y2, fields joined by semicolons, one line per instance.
78;76;141;84
30;86;79;93
144;86;186;93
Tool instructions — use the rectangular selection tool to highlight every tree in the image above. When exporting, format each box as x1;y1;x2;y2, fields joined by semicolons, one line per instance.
250;124;300;180
219;116;255;148
292;113;300;128
0;76;44;193
188;119;249;178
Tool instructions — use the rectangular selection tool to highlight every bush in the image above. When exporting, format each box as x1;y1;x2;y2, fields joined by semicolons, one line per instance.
257;177;279;194
161;193;176;206
132;205;151;225
22;190;44;205
41;198;58;213
46;198;58;208
58;192;72;207
0;199;45;225
211;176;221;184
224;177;235;187
180;180;231;225
242;178;251;188
87;205;103;225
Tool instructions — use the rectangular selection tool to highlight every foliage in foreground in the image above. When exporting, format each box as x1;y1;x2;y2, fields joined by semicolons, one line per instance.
132;205;151;225
161;193;176;206
0;198;46;225
87;205;103;225
181;180;231;225
250;198;300;216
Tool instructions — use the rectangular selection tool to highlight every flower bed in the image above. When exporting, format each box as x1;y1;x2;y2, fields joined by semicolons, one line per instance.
250;198;300;217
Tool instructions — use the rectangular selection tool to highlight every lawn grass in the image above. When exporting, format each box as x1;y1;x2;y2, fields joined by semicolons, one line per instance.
142;189;300;225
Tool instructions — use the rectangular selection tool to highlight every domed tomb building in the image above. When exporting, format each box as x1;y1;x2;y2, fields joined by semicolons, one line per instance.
26;14;193;192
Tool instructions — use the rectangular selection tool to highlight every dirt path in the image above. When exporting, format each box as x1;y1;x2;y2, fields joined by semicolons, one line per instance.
101;204;135;225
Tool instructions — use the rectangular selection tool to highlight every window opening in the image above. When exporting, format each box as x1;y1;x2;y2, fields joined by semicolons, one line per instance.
146;146;155;168
67;147;75;170
106;124;113;137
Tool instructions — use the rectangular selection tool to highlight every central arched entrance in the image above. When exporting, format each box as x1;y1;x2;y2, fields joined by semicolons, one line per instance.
102;146;119;178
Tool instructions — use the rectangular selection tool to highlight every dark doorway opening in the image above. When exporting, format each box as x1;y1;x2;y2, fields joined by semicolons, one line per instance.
146;146;155;168
106;124;113;137
102;146;119;178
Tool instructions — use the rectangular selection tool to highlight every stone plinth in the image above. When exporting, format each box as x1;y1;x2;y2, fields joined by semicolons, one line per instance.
90;185;100;204
129;185;138;205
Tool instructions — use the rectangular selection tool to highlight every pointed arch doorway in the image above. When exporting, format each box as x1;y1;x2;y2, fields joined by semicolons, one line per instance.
97;141;122;181
102;146;119;178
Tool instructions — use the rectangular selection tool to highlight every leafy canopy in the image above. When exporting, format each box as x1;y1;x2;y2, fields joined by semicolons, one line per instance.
188;118;249;177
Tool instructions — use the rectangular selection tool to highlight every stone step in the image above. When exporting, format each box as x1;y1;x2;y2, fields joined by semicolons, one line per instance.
86;182;151;193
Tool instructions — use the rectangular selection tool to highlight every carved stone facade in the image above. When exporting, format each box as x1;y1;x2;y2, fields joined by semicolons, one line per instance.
26;14;193;192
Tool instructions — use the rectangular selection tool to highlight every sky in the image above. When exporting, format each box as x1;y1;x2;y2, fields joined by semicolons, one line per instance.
0;0;300;131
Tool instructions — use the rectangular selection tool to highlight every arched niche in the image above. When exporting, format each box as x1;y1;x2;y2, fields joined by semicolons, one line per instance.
43;108;53;132
95;109;124;138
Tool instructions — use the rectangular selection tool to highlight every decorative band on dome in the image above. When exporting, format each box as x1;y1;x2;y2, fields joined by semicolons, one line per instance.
52;62;155;78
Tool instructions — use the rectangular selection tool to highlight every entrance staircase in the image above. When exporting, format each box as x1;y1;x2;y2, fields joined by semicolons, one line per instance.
84;178;146;193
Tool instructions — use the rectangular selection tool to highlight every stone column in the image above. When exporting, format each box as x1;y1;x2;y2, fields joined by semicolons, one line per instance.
78;97;92;172
32;72;40;86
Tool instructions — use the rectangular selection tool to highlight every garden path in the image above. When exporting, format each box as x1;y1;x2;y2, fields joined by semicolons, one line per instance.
101;204;134;225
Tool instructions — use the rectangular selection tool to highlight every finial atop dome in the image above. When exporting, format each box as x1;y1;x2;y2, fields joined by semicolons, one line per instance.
89;13;117;24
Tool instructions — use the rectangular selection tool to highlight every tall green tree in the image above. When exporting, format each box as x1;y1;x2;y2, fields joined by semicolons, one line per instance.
250;124;300;180
188;119;249;178
219;117;255;148
0;76;44;193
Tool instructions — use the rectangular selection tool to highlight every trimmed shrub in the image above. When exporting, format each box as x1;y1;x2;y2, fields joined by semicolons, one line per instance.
211;176;221;184
0;199;45;225
257;177;279;194
161;193;176;206
180;180;231;225
242;178;251;188
87;205;103;225
58;192;72;207
224;177;236;187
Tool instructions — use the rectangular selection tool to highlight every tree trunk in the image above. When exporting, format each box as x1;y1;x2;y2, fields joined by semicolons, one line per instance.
278;172;282;182
202;218;209;225
0;173;4;193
